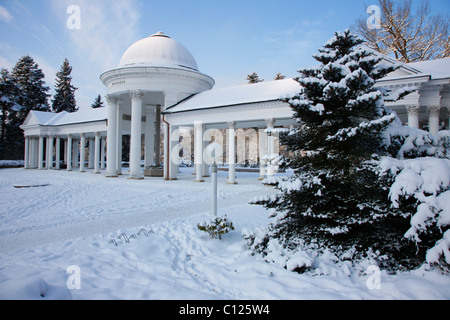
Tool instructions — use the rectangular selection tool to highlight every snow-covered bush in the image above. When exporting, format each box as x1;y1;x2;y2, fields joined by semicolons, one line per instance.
197;215;235;240
379;157;450;269
384;121;450;160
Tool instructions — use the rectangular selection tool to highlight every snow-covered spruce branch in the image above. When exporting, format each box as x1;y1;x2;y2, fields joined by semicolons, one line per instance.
326;113;396;142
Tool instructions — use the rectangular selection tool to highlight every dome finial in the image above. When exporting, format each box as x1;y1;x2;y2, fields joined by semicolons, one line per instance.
151;31;170;38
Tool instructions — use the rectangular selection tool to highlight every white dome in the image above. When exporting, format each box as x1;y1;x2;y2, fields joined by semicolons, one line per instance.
118;32;199;71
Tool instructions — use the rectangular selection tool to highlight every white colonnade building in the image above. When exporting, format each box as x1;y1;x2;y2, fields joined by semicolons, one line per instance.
20;32;450;181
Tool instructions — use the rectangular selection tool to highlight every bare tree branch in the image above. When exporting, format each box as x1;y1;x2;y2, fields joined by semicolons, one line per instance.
352;0;449;62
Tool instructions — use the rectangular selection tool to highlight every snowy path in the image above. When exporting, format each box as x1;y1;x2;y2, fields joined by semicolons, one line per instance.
1;167;449;300
0;167;275;254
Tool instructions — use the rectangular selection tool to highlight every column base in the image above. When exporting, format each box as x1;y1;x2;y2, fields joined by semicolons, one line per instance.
106;175;118;178
128;177;144;180
227;181;238;185
195;179;205;183
258;177;264;181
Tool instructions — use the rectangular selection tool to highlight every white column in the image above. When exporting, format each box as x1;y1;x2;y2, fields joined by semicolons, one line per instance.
106;96;118;177
419;86;441;135
46;136;54;170
227;121;237;184
116;105;123;175
79;133;86;172
169;124;179;180
129;90;144;180
427;106;441;135
163;94;179;180
145;106;156;168
31;137;38;169
163;119;170;180
73;140;79;168
155;105;161;166
94;132;101;174
88;138;94;169
406;105;420;129
100;137;106;170
266;119;275;178
194;121;204;182
55;136;61;170
24;137;30;169
202;133;209;178
258;128;267;180
67;135;73;171
38;135;44;170
63;137;67;164
29;137;36;168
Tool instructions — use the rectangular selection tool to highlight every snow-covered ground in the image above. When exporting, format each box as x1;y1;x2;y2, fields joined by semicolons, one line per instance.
0;167;449;300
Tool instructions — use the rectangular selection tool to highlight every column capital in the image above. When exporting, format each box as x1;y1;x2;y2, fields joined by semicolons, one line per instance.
265;118;275;128
106;94;118;105
406;105;421;116
227;121;236;129
130;90;144;101
426;105;441;117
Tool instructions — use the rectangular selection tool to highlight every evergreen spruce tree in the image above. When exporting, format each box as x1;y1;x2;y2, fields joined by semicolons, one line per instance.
91;94;104;109
52;58;78;113
247;72;264;84
274;73;286;80
250;30;419;271
0;69;18;144
10;55;50;119
7;55;50;157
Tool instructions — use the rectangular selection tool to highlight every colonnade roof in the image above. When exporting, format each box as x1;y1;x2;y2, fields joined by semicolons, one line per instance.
164;78;300;114
21;108;107;128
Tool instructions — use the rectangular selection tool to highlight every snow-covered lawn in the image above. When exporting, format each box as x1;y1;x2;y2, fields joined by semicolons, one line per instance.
0;167;449;300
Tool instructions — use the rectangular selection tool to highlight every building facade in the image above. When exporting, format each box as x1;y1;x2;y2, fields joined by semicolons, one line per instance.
20;32;450;182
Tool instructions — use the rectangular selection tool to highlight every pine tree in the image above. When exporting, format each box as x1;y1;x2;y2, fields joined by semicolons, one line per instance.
247;72;264;84
0;69;18;144
7;55;50;157
274;73;286;80
11;55;50;120
52;58;78;113
250;30;419;271
91;95;104;109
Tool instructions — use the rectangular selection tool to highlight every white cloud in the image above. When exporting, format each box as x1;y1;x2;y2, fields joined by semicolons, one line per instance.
47;0;142;110
0;5;13;22
50;0;142;71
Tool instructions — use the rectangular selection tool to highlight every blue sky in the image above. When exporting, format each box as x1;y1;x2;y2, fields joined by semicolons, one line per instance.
0;0;449;110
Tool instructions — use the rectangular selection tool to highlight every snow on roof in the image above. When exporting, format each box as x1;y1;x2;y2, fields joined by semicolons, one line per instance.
165;78;300;113
30;108;107;126
407;57;450;80
31;110;59;125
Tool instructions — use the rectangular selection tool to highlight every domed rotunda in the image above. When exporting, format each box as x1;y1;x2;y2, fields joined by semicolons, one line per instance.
100;32;215;180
